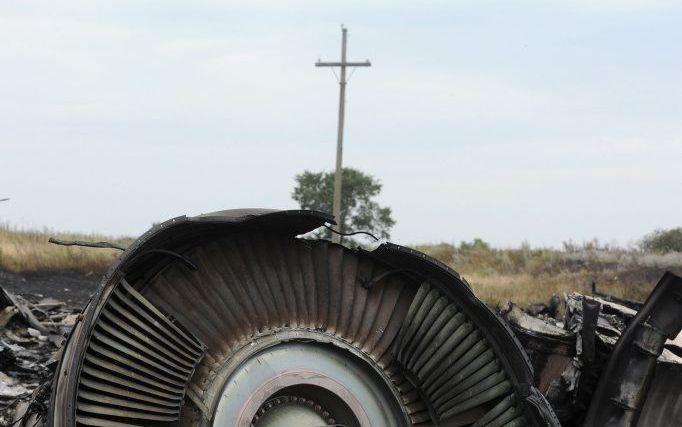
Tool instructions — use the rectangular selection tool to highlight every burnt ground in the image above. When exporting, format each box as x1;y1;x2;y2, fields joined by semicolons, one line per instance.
0;270;101;422
0;270;102;310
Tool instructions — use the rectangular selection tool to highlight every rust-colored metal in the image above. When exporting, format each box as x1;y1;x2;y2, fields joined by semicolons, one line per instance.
74;279;205;426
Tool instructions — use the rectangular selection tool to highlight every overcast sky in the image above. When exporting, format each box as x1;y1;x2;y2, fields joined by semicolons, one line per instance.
1;1;680;247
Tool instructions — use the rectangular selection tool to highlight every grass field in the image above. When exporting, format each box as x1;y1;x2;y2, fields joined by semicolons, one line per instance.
0;223;132;273
2;223;681;308
416;240;682;307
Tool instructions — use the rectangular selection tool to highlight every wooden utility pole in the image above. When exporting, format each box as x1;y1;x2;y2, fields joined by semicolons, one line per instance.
316;27;371;243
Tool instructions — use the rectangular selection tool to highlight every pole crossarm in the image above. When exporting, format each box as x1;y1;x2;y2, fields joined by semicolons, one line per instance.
315;61;372;67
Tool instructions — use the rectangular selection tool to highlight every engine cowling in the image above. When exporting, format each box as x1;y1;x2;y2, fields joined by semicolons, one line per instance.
49;209;558;427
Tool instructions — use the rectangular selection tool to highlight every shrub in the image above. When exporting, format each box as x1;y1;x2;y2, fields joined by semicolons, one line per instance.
415;243;456;264
640;228;682;253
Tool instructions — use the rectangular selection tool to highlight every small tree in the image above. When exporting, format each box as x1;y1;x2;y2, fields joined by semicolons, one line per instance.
292;168;395;241
640;228;682;253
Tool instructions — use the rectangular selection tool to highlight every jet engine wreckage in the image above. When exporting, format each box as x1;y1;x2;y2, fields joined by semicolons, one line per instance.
4;209;681;426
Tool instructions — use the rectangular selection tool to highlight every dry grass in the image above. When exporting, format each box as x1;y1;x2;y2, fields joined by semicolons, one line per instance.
0;223;133;273
415;241;682;308
2;224;681;308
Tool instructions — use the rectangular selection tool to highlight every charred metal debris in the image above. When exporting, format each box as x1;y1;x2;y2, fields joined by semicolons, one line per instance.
502;274;682;427
0;209;679;427
0;286;81;426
